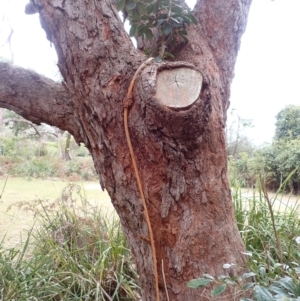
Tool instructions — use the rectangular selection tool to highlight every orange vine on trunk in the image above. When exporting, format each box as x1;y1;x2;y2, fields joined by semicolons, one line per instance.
123;57;160;301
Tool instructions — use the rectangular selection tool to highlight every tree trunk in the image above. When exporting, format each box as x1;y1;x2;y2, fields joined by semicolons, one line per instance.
0;108;4;133
64;132;72;161
0;0;253;300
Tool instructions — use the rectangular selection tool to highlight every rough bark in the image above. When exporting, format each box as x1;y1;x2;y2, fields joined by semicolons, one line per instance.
0;0;253;300
0;63;84;143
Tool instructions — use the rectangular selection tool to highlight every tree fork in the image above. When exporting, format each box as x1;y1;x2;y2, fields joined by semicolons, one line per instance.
0;0;254;300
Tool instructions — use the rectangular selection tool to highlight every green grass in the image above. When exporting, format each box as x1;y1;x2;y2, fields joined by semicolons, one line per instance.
188;177;300;300
0;177;113;248
2;175;300;300
233;179;300;267
0;183;139;301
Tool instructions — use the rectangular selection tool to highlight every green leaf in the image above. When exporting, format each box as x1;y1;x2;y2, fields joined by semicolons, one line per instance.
203;273;215;280
129;23;138;37
170;17;180;24
187;278;213;289
144;28;153;40
295;282;300;296
211;284;227;297
157;18;167;26
274;277;296;294
269;285;290;297
132;8;140;21
172;23;182;28
164;51;174;58
182;16;191;25
273;263;282;269
137;2;146;13
176;16;184;22
146;3;156;14
171;6;183;14
137;25;146;37
224;278;236;285
254;286;274;301
125;1;136;10
218;275;230;280
141;15;150;20
116;0;126;11
162;24;172;35
242;282;255;291
259;266;266;277
187;13;198;25
242;272;256;279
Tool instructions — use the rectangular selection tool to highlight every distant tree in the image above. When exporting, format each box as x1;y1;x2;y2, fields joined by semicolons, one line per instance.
253;105;300;193
226;109;254;158
4;109;72;160
230;105;300;193
4;109;43;138
275;105;300;141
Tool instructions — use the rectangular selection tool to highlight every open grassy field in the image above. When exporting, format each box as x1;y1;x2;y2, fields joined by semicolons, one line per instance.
1;176;299;249
0;177;113;248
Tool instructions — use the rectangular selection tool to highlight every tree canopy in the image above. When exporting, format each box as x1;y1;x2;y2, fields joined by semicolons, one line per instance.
275;105;300;141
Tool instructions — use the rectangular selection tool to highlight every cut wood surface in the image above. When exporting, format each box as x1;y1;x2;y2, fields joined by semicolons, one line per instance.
156;68;203;108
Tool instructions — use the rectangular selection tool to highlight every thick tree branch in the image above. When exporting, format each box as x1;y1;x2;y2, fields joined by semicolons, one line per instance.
0;62;85;143
194;0;252;80
33;0;142;88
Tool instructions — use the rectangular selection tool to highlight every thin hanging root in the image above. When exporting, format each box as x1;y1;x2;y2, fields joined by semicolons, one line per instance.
123;57;160;301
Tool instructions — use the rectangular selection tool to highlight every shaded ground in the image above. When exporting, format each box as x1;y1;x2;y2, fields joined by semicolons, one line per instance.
0;178;112;248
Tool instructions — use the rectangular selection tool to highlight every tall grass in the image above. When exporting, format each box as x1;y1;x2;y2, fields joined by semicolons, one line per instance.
188;175;300;300
2;175;300;300
0;184;140;301
232;174;300;291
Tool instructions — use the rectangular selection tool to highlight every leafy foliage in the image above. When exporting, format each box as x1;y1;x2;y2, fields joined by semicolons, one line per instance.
0;135;97;180
226;109;254;159
228;105;300;194
115;0;198;56
275;105;300;141
229;140;300;193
